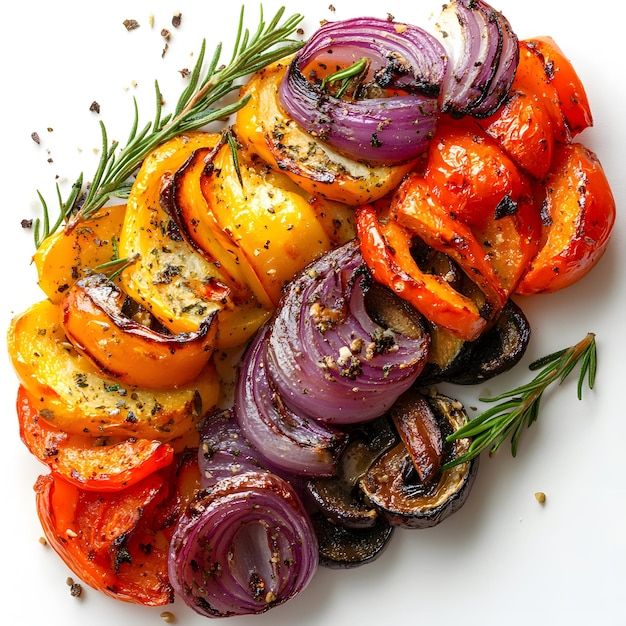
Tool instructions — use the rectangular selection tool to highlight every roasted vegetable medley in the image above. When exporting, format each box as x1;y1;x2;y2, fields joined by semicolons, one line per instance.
7;0;615;618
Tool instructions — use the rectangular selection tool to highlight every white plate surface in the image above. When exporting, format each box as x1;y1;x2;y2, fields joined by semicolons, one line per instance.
1;1;624;624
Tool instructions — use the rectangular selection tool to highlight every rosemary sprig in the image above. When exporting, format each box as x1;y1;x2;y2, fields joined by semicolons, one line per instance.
321;57;369;98
33;5;305;248
442;332;597;470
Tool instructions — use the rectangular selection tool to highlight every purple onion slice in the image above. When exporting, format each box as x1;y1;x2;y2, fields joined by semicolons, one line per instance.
279;16;447;164
434;0;519;118
197;409;266;489
264;240;429;424
234;324;348;477
168;471;318;617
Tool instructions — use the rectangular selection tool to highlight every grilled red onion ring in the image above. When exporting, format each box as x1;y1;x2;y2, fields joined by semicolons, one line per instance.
434;0;519;118
279;16;447;165
235;324;348;477
264;240;429;425
198;409;266;488
168;471;318;617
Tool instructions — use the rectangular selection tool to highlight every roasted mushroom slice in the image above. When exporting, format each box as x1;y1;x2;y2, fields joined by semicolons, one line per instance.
312;513;394;569
364;280;429;342
307;416;397;529
359;391;478;529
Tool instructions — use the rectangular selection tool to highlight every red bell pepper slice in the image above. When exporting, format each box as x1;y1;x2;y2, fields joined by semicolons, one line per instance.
389;173;509;313
35;450;201;606
355;202;489;341
17;385;174;492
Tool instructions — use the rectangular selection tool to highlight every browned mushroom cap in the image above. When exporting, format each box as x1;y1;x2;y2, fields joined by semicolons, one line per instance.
359;391;479;529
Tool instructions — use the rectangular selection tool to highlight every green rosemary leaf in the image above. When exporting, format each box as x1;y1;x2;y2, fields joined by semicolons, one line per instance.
35;5;305;246
322;58;369;97
226;130;244;188
442;332;597;470
528;347;567;371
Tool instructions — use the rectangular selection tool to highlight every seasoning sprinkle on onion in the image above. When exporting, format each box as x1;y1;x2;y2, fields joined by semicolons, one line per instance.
264;240;430;424
168;472;318;617
279;16;447;165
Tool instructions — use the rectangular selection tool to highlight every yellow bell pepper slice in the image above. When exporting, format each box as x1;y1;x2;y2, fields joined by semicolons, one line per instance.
33;203;126;303
200;141;333;306
117;132;272;348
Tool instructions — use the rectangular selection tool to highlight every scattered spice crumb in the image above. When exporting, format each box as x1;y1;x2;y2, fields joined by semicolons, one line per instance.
172;12;182;28
21;218;33;229
161;28;171;40
297;27;305;35
160;611;176;623
70;582;83;597
179;68;190;78
47;127;54;132
123;18;140;31
387;12;395;21
31;131;40;144
534;491;546;504
66;576;83;597
38;535;47;545
162;43;169;58
89;101;101;114
148;14;155;28
328;4;336;11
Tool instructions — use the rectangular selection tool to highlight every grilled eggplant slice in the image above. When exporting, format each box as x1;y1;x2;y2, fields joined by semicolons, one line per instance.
307;416;397;529
446;298;531;384
312;513;394;569
359;391;478;529
418;299;530;385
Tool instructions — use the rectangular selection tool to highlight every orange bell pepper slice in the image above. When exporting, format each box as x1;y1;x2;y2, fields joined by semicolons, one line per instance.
7;299;220;441
17;385;174;491
61;273;218;389
523;36;593;137
33;203;127;304
516;142;616;295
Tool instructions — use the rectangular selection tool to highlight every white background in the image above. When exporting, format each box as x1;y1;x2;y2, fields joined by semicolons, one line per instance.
1;1;624;624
